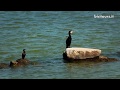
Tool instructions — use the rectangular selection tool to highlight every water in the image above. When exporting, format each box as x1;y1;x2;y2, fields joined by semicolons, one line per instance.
0;11;120;79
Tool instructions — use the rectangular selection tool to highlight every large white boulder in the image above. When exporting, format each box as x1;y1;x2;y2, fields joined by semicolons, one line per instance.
64;47;101;59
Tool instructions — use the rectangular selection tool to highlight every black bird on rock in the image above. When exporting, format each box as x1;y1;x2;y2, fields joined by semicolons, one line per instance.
22;49;26;59
66;30;73;48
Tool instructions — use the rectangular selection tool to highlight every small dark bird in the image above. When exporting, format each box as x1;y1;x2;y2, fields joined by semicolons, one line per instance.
22;49;26;59
66;30;73;48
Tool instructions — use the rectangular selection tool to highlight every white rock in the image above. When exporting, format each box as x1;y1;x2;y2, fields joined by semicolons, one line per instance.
65;47;101;59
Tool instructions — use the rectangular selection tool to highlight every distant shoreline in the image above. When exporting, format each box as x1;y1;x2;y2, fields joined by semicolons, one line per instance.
94;14;114;18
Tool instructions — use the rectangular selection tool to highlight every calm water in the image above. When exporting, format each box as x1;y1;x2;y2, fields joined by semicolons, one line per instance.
0;11;120;79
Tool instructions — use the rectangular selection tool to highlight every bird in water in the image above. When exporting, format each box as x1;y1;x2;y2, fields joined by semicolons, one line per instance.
22;49;26;59
66;30;73;48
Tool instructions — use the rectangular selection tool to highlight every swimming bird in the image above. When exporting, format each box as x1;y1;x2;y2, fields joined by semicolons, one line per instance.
66;30;73;48
22;49;26;59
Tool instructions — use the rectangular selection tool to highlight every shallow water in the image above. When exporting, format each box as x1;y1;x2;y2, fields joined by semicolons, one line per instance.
0;11;120;79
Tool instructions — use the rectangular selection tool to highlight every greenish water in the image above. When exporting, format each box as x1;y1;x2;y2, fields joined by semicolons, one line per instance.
0;11;120;79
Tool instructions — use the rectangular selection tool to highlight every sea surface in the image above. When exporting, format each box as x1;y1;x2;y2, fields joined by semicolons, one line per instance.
0;11;120;79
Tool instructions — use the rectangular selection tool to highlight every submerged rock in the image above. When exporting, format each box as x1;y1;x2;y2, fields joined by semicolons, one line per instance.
0;58;39;69
63;54;118;62
0;63;9;69
9;58;30;67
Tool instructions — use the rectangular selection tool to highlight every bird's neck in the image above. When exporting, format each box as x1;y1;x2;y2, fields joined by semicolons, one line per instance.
69;33;71;37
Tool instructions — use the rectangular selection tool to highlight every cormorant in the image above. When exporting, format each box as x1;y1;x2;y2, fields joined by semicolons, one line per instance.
66;30;73;48
22;49;26;59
